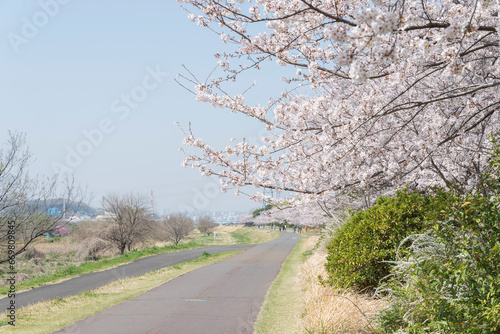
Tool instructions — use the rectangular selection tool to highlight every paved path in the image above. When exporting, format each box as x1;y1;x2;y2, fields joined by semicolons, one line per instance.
55;233;300;334
0;244;254;310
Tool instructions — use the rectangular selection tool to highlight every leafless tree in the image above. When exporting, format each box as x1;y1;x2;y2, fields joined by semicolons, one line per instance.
102;193;152;254
197;215;218;236
0;131;86;263
160;214;194;246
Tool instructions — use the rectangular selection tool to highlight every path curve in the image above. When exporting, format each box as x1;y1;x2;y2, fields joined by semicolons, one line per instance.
0;244;253;311
55;232;299;334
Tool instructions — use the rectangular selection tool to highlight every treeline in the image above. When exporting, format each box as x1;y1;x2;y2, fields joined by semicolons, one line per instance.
72;194;219;260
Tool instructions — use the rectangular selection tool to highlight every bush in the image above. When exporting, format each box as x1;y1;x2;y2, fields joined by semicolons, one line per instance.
197;216;218;235
161;214;194;245
76;237;113;261
22;247;46;260
325;189;460;291
378;195;500;333
378;135;500;333
143;221;167;242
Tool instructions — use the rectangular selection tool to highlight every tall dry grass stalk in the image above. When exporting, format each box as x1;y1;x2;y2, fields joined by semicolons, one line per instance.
301;238;387;333
34;238;78;256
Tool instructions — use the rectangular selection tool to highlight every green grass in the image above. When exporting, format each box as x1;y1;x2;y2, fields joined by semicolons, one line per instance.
0;251;241;333
230;227;281;244
0;240;208;295
231;230;252;243
44;237;63;243
254;236;307;334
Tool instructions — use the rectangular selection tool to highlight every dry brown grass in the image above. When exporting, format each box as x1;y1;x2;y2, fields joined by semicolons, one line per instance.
301;238;387;334
303;235;320;250
216;225;240;233
34;238;78;256
20;247;46;260
75;238;115;260
187;224;240;244
212;225;239;244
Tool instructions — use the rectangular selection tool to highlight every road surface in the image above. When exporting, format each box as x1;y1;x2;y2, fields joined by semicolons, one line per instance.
55;232;300;334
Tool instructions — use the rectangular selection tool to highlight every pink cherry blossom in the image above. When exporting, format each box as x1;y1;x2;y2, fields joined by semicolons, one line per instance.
177;0;500;207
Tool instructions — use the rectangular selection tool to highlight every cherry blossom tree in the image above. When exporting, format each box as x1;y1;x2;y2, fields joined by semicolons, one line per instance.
177;0;500;204
237;213;254;224
254;212;275;225
266;201;332;227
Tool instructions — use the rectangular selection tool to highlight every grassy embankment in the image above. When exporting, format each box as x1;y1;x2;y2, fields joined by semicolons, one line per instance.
255;235;386;334
229;226;281;244
254;235;307;334
0;251;240;333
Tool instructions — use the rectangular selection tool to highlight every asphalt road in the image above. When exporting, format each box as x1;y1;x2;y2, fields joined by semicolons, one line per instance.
0;244;254;311
55;232;300;334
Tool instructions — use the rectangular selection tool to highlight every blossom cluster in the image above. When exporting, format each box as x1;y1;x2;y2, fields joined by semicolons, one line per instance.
177;0;500;206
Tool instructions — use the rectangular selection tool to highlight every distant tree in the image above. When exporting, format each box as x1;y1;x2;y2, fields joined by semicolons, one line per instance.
102;193;151;254
161;214;194;246
197;215;218;236
237;213;254;225
53;225;69;237
0;131;86;264
252;204;273;218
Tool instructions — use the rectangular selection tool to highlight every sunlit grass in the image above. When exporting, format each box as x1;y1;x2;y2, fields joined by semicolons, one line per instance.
230;227;281;244
255;236;387;334
254;236;306;334
300;239;387;334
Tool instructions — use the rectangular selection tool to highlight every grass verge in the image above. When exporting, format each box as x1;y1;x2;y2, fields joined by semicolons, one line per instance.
0;250;241;333
301;239;386;334
0;240;208;295
230;227;281;244
253;236;307;334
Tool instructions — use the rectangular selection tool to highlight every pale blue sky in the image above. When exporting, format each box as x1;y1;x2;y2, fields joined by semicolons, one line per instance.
0;0;287;213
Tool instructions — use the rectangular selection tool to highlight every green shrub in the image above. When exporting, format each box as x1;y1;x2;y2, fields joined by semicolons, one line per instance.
325;189;460;291
378;195;500;333
378;134;500;333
